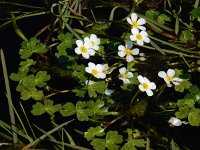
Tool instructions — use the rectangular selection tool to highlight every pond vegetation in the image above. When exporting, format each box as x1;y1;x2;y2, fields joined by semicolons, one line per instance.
1;0;200;149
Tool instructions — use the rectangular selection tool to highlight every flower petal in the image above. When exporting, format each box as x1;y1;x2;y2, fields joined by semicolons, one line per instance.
126;41;133;49
118;51;125;57
137;75;144;84
127;17;132;24
146;89;153;96
131;13;137;21
132;48;139;55
118;45;125;51
137;40;144;46
75;47;81;54
126;55;134;62
137;18;146;25
139;84;145;91
158;71;167;78
143;37;150;43
119;67;126;74
76;40;83;47
167;69;175;77
149;82;156;90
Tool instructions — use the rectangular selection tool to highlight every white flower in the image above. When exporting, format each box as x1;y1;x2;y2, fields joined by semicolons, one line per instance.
119;67;133;84
158;69;183;87
118;41;139;62
137;75;156;96
84;34;100;51
127;13;146;33
130;30;150;46
75;39;95;59
104;89;114;95
168;117;182;126
85;62;106;79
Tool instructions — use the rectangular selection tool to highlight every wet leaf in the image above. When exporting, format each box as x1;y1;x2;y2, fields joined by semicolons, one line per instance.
175;106;190;119
31;100;62;116
87;100;108;115
174;80;192;92
88;81;107;98
60;102;76;117
76;101;93;121
188;111;200;126
19;37;48;59
180;30;194;43
106;131;123;150
157;14;171;24
56;33;76;58
21;88;44;100
84;126;105;141
35;71;51;87
121;139;146;150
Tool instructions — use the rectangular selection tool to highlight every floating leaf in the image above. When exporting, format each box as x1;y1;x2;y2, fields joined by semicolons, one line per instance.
72;64;87;83
31;100;62;116
174;80;192;92
191;7;200;18
10;71;27;82
76;101;93;121
19;37;48;59
84;126;105;141
175;106;190;119
19;59;36;72
87;100;108;116
105;131;123;150
35;71;51;87
60;102;76;117
157;14;171;24
91;138;106;150
145;10;160;20
188;110;200;126
180;30;194;43
88;81;108;98
121;139;146;150
55;33;76;58
21;88;44;100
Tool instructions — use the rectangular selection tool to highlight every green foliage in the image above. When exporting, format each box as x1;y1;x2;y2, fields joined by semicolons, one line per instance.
31;99;62;116
174;79;192;92
180;30;194;43
60;99;111;121
90;131;123;150
19;37;48;59
55;33;76;58
175;86;200;126
84;126;105;141
72;64;87;83
21;88;44;100
121;139;146;150
87;81;108;98
145;10;171;24
191;7;200;18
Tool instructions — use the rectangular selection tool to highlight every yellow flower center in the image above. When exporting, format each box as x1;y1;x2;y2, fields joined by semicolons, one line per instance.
92;69;98;76
125;48;132;56
136;34;143;40
122;73;128;78
91;41;95;47
132;21;139;28
166;76;174;82
80;46;87;53
142;82;149;90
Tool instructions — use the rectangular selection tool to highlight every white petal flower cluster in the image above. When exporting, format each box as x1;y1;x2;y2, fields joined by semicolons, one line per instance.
119;67;134;84
158;69;183;87
85;62;107;79
137;75;156;96
168;117;182;126
118;41;139;62
127;13;150;46
75;34;100;59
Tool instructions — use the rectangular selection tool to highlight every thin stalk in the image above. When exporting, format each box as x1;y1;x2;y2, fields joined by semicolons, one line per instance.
19;102;36;139
149;36;200;54
0;1;44;9
0;49;17;144
130;90;140;107
49;139;91;150
0;11;49;29
45;89;70;99
141;45;200;58
22;119;74;150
